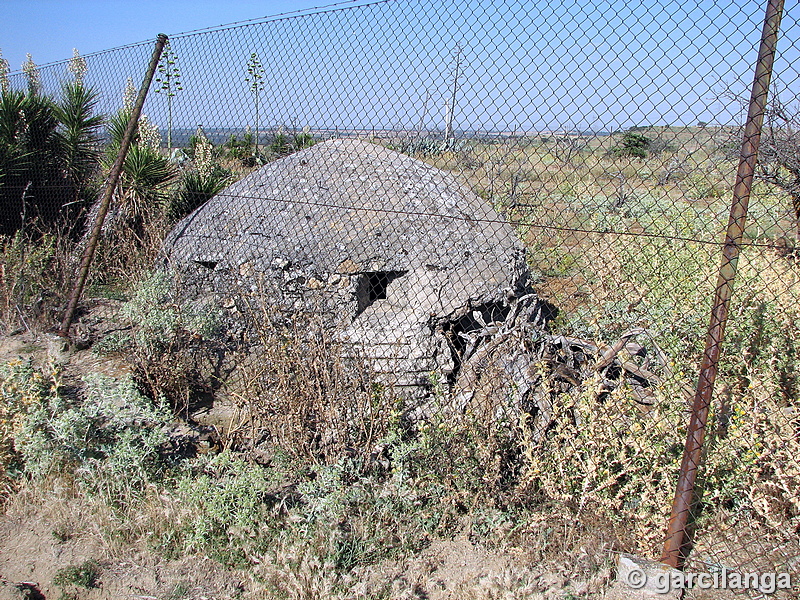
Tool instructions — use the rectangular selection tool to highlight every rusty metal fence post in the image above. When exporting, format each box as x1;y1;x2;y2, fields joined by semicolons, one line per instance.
58;34;169;338
661;0;785;569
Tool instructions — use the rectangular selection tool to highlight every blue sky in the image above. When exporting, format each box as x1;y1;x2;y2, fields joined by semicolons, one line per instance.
2;0;797;134
0;0;375;71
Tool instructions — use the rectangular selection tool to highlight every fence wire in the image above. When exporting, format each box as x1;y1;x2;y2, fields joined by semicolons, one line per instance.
2;0;800;595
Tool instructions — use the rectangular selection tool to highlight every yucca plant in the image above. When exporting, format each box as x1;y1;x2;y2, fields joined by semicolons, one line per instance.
106;107;135;150
293;132;315;150
270;131;291;157
53;82;104;206
0;91;30;199
102;97;174;228
167;132;230;222
116;145;175;222
0;90;63;234
0;53;103;237
167;166;230;222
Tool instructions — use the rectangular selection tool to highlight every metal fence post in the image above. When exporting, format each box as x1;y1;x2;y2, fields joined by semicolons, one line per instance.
58;33;169;338
660;0;785;569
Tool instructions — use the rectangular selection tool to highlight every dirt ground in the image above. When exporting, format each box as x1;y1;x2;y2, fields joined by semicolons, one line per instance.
0;496;611;599
0;501;247;600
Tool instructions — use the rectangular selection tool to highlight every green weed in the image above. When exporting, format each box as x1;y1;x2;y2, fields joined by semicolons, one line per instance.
53;559;101;591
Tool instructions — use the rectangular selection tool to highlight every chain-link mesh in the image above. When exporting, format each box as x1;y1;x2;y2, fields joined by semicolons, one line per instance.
2;0;800;594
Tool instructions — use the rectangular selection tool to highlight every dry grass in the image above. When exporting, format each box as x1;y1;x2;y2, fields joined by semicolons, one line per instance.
223;313;394;463
0;229;73;334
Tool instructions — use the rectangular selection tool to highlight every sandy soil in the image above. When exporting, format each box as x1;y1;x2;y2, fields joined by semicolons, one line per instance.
0;498;609;600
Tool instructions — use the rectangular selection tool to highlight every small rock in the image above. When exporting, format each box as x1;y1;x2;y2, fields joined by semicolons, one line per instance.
271;257;290;270
338;259;360;274
607;553;683;600
44;333;72;365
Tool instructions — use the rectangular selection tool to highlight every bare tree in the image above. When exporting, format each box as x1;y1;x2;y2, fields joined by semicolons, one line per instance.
657;148;699;186
726;87;800;242
756;95;800;241
550;134;590;166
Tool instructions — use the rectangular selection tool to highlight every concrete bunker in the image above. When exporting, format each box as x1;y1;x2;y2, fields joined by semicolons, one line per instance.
161;138;545;398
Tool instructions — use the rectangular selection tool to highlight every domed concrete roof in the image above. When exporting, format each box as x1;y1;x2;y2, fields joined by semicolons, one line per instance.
162;138;531;397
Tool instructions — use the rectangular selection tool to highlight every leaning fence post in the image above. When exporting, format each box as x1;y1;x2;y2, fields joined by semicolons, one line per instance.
660;0;784;568
58;34;169;337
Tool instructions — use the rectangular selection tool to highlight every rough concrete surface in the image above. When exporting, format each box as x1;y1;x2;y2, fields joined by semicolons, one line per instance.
162;139;533;397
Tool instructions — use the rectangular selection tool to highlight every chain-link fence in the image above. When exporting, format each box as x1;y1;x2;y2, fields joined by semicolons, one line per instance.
2;0;800;594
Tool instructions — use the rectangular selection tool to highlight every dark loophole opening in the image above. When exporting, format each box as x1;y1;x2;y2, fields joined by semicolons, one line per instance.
355;270;407;317
195;260;218;270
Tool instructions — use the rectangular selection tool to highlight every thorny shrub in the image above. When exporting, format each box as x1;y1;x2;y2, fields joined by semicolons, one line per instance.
151;451;289;565
0;360;173;509
518;379;684;555
95;270;224;412
535;233;800;555
154;436;505;572
16;371;173;508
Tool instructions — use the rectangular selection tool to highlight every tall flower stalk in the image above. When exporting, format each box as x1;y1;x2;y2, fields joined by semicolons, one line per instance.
67;48;87;86
155;41;182;151
123;78;136;113
22;54;40;95
0;49;9;94
245;52;265;156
